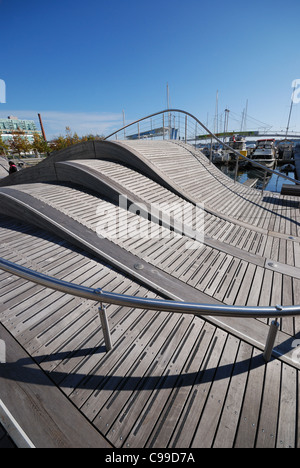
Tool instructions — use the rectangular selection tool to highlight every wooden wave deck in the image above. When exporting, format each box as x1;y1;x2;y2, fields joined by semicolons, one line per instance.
0;140;299;448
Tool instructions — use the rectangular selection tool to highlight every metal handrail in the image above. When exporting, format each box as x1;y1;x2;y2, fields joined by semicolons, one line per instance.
104;109;300;186
0;257;298;318
0;257;298;361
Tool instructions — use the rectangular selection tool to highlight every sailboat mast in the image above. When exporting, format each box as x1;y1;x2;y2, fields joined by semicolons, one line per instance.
167;82;171;139
214;90;219;134
286;85;296;138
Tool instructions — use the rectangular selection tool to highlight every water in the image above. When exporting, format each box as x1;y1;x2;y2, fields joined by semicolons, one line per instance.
217;163;296;193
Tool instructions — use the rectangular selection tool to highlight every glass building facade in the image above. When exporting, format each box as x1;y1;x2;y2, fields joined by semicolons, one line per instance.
0;116;42;143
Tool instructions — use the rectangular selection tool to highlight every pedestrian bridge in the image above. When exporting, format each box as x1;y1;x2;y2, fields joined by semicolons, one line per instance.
0;124;299;448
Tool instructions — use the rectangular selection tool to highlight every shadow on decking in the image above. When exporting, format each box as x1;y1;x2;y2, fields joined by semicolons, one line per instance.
0;349;266;391
262;196;300;209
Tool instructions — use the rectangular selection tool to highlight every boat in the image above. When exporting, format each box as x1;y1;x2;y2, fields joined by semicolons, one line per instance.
212;148;231;163
250;139;277;168
225;134;248;161
202;143;230;163
276;140;294;160
280;163;295;173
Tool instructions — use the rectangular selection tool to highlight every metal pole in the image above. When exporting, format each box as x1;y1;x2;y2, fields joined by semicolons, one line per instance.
210;137;213;164
263;319;279;362
286;84;296;139
2;257;300;319
123;110;126;140
98;304;113;352
234;155;239;183
185;115;187;143
163;114;165;140
38;113;47;141
262;170;267;197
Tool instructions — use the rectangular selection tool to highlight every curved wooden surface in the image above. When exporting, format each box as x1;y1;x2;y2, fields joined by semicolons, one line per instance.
0;140;299;448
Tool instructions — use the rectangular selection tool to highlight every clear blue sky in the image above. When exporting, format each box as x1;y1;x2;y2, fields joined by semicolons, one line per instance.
0;0;300;138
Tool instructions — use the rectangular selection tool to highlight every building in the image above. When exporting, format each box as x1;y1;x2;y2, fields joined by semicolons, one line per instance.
0;115;42;144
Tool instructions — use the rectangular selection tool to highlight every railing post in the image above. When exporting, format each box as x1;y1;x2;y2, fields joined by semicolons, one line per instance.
263;305;282;362
98;304;113;352
234;155;239;183
261;170;267;197
185;115;187;143
263;319;279;362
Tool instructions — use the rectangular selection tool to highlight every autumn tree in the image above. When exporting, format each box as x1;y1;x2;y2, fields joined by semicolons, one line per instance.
50;127;79;151
0;134;9;155
49;127;105;152
65;126;81;146
81;133;105;141
9;130;32;156
32;132;51;155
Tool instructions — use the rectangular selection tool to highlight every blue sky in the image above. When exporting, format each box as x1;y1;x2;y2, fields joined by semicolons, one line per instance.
0;0;300;138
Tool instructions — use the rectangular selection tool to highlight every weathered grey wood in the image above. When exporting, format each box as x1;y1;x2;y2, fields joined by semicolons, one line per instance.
276;364;297;448
0;138;299;448
213;341;253;448
256;359;281;448
234;348;266;448
191;334;240;448
0;323;111;448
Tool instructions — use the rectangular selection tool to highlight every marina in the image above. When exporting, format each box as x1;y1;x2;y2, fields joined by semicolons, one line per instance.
0;109;300;448
202;138;300;195
217;162;297;193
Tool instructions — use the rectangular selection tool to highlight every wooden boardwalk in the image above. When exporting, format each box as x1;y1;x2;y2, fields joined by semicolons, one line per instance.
0;140;299;448
0;218;298;448
7;179;299;339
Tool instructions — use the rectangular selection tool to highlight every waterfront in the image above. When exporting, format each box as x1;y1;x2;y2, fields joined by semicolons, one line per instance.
1;138;300;448
217;162;296;193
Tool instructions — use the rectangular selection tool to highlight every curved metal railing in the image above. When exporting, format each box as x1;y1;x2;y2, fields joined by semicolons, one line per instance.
0;257;298;361
104;109;300;187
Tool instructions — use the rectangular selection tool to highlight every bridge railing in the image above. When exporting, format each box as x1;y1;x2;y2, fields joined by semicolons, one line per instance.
104;109;300;190
0;257;299;363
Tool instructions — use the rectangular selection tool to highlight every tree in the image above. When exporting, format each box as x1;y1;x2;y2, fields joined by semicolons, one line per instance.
49;127;105;152
65;126;81;146
32;132;51;155
9;130;32;156
49;134;69;152
0;134;9;155
81;133;105;141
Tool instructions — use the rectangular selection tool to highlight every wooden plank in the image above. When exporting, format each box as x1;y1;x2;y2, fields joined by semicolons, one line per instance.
191;334;240;448
276;364;297;448
256;359;281;448
122;317;202;448
106;315;196;448
168;328;228;448
234;348;266;448
92;311;189;434
213;341;253;448
146;321;217;448
0;323;111;448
